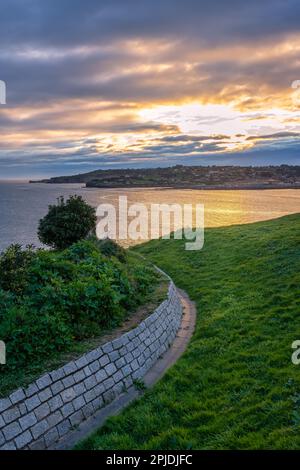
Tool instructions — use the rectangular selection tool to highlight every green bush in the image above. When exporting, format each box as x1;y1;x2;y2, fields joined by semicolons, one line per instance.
0;306;73;369
0;244;35;294
38;195;97;249
0;240;158;373
96;238;126;262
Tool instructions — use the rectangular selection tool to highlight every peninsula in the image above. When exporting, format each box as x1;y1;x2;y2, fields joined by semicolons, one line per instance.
31;165;300;190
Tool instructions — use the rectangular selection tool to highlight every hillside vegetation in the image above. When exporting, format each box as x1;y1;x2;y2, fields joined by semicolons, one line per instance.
77;214;300;450
0;240;159;396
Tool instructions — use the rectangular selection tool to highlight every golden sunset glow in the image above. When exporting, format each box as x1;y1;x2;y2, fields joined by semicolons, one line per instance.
0;2;300;177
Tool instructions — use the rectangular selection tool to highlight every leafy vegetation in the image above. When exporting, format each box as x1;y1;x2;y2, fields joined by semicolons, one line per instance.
0;239;159;396
38;195;97;249
95;238;126;263
77;214;300;450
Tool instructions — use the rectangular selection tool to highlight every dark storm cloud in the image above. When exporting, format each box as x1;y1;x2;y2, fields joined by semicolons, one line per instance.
0;0;299;106
1;0;300;48
0;0;300;177
2;142;300;177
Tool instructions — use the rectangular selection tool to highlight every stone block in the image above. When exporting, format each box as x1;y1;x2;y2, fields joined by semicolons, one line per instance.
57;419;70;437
0;398;11;413
38;387;52;403
49;395;63;413
84;375;97;390
115;357;126;369
75;355;88;369
121;364;132;377
102;342;113;354
69;410;84;427
3;421;22;441
61;402;74;418
47;411;63;428
31;419;48;439
74;382;85;395
108;350;120;362
62;375;75;388
61;388;76;403
103;377;114;391
63;362;77;376
44;427;59;447
0;441;17;450
131;359;139;371
34;402;50;421
29;438;45;450
19;411;37;431
36;374;52;391
25;395;41;412
92;396;104;411
113;370;124;384
89;360;100;374
82;403;94;419
99;354;110;367
73;369;85;383
15;430;33;449
72;396;85;411
105;363;117;377
84;389;97;404
9;388;26;405
49;367;65;382
95;369;108;382
3;405;21;424
111;337;124;350
51;380;64;395
85;348;102;363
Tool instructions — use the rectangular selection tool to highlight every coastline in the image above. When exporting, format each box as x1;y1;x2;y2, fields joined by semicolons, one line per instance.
29;181;300;191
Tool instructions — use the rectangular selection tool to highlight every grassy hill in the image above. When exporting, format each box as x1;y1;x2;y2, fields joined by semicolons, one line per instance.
77;213;300;450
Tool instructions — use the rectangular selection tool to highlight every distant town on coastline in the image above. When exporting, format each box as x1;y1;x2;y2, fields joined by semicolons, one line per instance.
31;165;300;190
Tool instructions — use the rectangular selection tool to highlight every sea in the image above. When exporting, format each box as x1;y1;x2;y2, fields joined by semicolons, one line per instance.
0;181;299;252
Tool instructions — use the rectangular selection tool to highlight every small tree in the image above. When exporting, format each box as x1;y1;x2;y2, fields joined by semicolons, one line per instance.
38;195;97;249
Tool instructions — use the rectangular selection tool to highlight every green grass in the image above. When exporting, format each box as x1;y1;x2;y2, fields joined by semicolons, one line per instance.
76;214;300;450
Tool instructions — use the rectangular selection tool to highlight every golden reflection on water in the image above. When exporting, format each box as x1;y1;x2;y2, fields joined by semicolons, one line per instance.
83;188;300;247
2;184;299;252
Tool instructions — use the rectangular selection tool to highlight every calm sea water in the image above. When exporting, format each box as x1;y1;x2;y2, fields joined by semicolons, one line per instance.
0;182;299;252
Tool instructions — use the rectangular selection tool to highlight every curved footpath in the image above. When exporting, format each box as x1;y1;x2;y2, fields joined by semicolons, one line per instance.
0;274;196;451
57;287;196;450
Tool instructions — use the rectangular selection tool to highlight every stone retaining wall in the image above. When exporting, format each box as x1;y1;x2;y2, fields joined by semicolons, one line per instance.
0;281;182;450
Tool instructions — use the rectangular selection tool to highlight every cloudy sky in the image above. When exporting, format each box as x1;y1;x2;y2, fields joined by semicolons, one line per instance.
0;0;300;178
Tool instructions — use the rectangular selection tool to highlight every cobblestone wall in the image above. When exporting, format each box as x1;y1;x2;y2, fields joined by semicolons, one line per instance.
0;281;182;450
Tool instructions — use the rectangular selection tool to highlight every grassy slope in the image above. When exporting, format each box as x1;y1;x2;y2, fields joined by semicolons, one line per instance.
77;214;300;450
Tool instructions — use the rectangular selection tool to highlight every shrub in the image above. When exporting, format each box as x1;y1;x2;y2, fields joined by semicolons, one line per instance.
0;240;158;372
0;289;15;323
96;238;126;262
0;244;35;294
38;195;97;249
0;305;73;369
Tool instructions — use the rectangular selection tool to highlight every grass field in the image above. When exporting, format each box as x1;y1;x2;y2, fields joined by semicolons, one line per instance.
77;214;300;450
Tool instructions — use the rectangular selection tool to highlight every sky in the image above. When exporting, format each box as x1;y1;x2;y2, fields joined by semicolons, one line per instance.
0;0;300;178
